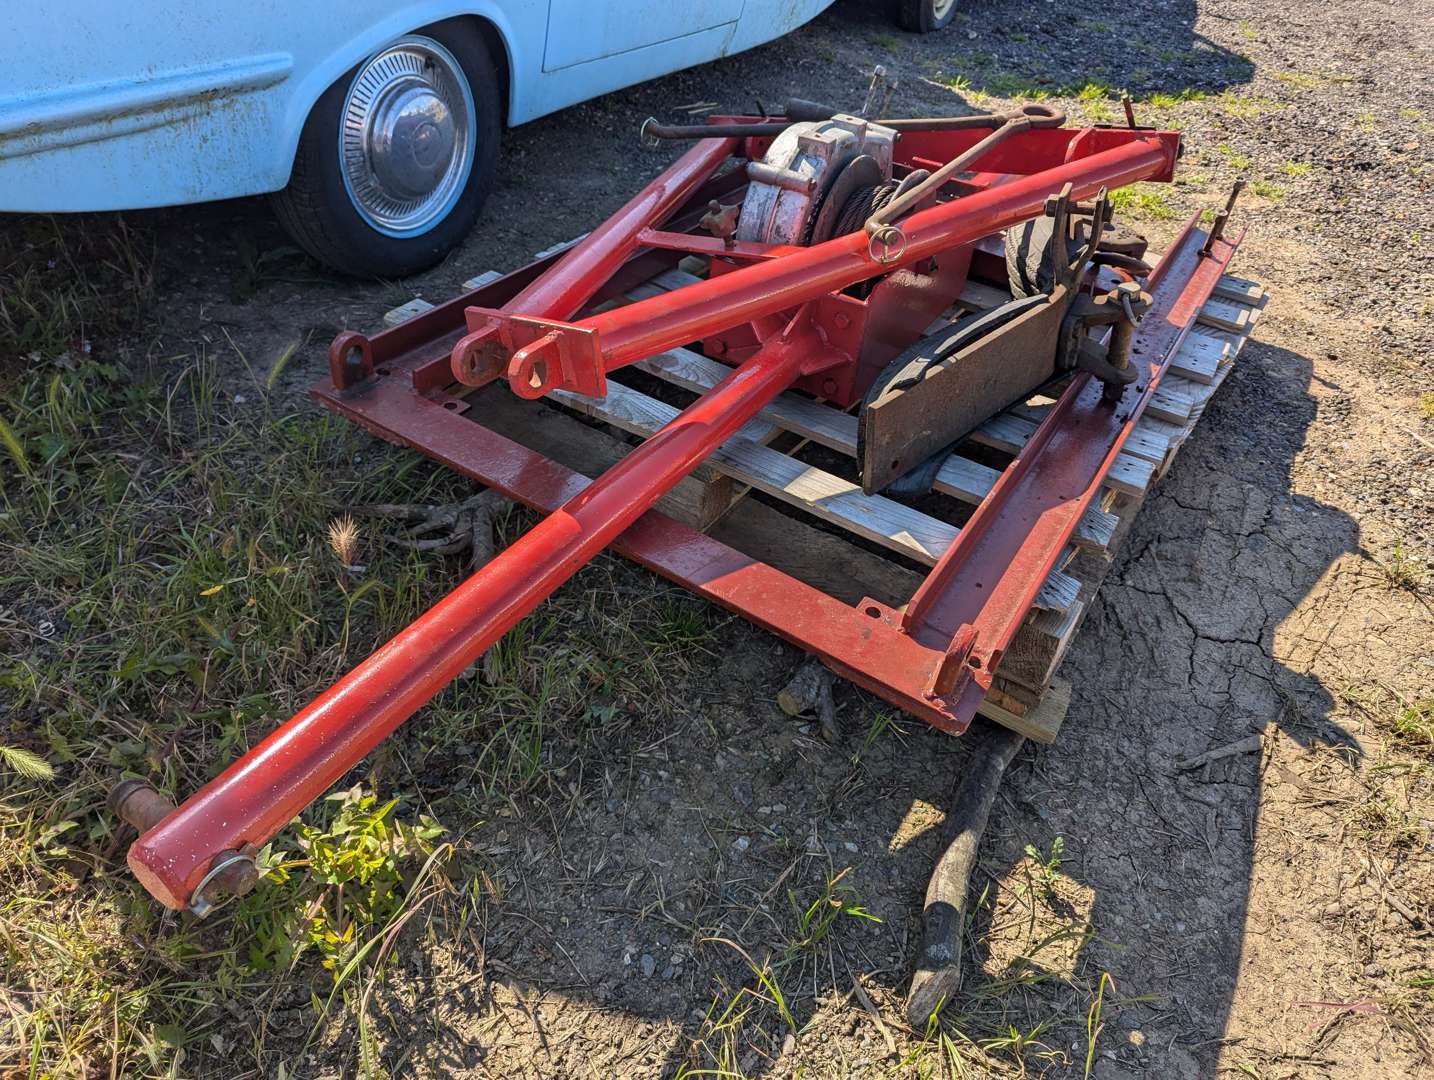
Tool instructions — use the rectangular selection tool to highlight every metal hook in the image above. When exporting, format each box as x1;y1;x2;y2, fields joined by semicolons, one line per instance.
867;223;908;265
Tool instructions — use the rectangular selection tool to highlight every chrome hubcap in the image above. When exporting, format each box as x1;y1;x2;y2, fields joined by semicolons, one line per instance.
340;37;474;237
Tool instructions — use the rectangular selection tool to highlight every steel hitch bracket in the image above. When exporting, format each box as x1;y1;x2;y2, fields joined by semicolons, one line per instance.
456;309;606;399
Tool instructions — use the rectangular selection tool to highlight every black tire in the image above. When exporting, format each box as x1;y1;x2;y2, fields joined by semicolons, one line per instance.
271;20;501;278
896;0;959;33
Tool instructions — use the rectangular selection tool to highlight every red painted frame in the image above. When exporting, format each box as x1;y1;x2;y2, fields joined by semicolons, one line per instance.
123;116;1241;912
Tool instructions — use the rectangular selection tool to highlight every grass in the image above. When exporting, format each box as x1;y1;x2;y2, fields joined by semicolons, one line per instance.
1389;697;1434;754
1375;541;1428;593
1214;91;1274;121
1273;70;1324;90
1142;88;1208;109
1418;392;1434;421
1110;183;1180;221
0;271;724;1074
1217;143;1253;170
0;215;153;367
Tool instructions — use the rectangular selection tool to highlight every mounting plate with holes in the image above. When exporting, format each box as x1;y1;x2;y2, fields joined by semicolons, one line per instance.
461;307;606;399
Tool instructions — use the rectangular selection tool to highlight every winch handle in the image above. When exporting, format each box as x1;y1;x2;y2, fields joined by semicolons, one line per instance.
783;98;1066;132
783;97;842;122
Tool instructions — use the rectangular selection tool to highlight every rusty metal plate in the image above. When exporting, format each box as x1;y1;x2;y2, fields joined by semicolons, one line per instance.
858;289;1070;493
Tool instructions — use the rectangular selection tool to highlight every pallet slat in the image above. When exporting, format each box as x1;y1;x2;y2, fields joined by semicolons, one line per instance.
1210;275;1265;305
1198;293;1265;335
551;383;957;566
1168;331;1230;384
637;348;1116;550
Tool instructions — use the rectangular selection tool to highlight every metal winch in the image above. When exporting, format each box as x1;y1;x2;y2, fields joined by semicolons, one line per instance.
734;114;898;245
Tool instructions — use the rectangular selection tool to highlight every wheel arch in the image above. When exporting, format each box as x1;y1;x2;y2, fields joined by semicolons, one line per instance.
271;4;524;192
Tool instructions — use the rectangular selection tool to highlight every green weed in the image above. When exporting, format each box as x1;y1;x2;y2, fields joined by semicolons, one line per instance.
1217;143;1253;170
1376;541;1428;592
789;866;881;951
1021;836;1065;900
1142;88;1207;109
237;789;447;976
1110;184;1179;220
1390;697;1434;752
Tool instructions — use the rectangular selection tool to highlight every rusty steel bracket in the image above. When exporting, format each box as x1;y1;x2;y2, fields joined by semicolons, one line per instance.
1058;281;1153;398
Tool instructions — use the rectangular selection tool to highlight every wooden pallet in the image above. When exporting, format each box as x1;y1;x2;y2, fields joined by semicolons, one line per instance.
380;261;1265;745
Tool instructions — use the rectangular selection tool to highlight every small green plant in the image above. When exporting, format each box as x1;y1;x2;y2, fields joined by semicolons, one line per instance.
1391;698;1434;750
1250;179;1286;200
1354;797;1421;847
1142;88;1207;109
1022;836;1065;898
789;866;881;951
1418;392;1434;420
985;73;1050;99
1217;143;1253;169
1377;541;1428;593
861;709;900;753
1280;160;1313;177
1274;70;1323;90
1215;91;1271;120
1110;183;1178;220
238;788;446;976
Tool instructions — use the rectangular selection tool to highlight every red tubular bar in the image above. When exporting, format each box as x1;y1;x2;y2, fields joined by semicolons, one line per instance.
498;136;736;321
128;327;821;909
466;135;1176;384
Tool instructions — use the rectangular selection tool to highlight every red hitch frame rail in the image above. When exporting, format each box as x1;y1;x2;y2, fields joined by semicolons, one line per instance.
117;113;1239;914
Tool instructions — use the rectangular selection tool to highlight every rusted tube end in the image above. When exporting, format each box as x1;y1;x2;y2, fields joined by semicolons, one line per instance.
328;331;373;390
108;779;176;834
126;834;260;915
451;325;507;387
126;838;190;910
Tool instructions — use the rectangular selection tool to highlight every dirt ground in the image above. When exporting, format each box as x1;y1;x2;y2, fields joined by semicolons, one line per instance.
2;1;1432;1077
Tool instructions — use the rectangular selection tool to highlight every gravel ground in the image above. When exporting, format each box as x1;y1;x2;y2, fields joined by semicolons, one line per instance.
2;1;1432;1078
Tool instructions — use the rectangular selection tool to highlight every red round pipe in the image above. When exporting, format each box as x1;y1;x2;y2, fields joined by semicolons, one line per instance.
450;136;736;388
584;136;1176;371
127;333;813;909
504;136;736;320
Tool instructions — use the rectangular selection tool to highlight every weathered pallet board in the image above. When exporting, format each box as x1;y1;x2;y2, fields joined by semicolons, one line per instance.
637;347;1118;550
1199;292;1266;335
